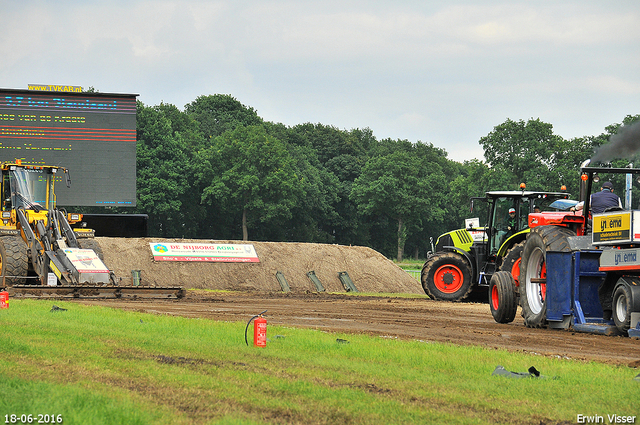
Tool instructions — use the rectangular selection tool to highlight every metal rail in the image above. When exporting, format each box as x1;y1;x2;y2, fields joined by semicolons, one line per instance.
405;269;421;281
1;273;185;300
7;285;186;299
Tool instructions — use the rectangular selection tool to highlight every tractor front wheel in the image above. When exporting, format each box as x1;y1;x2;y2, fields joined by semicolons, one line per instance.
489;271;518;323
421;252;472;301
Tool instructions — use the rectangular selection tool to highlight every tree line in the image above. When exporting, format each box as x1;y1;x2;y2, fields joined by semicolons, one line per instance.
107;94;639;261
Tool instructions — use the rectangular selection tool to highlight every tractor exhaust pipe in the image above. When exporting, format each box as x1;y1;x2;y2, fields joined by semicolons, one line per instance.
579;159;591;203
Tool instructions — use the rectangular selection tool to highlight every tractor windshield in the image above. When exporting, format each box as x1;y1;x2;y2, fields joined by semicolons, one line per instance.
9;167;53;211
530;195;571;212
491;197;522;252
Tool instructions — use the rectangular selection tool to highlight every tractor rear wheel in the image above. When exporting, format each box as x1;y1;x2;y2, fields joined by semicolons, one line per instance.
519;226;574;328
489;271;518;323
612;284;633;333
421;252;472;301
0;236;29;286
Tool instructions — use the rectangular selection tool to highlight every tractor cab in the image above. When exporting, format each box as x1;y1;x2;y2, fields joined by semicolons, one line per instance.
472;190;571;286
475;190;570;256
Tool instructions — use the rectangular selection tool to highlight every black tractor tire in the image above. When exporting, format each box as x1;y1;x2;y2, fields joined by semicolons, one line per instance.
489;271;518;323
500;241;525;285
77;238;105;262
612;284;633;333
421;252;473;301
0;236;29;286
519;226;575;328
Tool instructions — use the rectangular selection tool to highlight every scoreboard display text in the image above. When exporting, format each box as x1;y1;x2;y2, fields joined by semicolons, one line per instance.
0;88;137;207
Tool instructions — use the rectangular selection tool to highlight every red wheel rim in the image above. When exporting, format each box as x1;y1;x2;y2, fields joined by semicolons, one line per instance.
491;285;500;310
433;264;464;294
511;258;521;287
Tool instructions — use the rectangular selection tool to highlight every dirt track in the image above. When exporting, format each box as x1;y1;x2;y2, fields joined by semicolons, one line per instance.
77;291;640;367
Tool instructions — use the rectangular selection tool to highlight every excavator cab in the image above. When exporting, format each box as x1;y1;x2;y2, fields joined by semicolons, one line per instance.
3;164;69;213
0;163;73;231
8;166;53;211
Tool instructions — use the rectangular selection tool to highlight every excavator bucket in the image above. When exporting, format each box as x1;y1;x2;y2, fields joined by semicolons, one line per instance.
53;248;111;285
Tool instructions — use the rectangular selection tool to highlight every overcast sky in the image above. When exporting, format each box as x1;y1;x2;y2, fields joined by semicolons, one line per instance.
2;1;639;162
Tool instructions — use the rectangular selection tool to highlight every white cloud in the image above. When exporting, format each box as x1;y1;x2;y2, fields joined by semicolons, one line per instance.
1;0;639;162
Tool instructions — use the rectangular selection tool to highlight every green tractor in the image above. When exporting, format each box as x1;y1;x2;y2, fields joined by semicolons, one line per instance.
421;189;573;302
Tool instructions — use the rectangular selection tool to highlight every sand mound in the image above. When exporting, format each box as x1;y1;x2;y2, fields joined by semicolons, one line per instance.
97;238;424;294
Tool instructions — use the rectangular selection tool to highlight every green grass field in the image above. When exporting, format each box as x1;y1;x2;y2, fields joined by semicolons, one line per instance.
394;259;423;281
394;259;424;271
1;299;638;425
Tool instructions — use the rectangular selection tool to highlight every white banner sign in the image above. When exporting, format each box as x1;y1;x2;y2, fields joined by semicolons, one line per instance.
149;243;260;263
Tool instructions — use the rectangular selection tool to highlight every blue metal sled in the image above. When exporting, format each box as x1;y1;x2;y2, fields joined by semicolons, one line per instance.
546;250;622;336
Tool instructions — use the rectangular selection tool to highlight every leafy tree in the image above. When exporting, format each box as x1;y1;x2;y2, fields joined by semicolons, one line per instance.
399;140;457;259
289;124;374;245
198;126;304;241
581;115;640;207
446;160;493;228
548;136;594;197
151;103;208;236
292;123;367;164
135;101;196;237
479;118;566;191
132;93;640;261
260;121;342;242
184;94;262;141
285;147;342;242
351;147;447;261
536;114;640;198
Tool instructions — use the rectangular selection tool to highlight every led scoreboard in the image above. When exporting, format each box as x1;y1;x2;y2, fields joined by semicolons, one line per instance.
0;88;137;206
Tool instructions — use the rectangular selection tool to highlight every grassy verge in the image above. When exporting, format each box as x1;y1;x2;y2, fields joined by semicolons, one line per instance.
394;259;423;281
1;299;638;425
393;259;424;271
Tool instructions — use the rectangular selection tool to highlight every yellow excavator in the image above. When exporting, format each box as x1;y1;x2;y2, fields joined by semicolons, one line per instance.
0;160;183;299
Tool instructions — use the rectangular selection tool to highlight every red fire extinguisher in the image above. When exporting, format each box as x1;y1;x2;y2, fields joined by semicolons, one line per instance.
245;310;267;347
254;316;267;347
0;289;8;309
